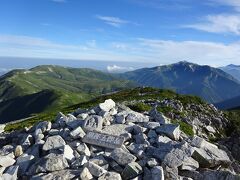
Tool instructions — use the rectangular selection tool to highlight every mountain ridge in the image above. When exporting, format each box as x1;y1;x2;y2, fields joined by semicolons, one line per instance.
122;61;240;103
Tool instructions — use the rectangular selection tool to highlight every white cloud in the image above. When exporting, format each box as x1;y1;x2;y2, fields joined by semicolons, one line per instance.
107;65;134;73
96;15;129;27
184;14;240;35
137;38;240;66
2;34;240;66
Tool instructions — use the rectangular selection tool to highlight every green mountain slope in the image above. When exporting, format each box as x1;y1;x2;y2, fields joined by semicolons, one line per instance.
0;65;135;123
122;61;240;103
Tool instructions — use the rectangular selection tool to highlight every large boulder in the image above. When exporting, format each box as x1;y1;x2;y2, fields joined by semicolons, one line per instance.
28;153;69;174
191;136;231;168
42;135;66;151
110;148;137;166
156;124;181;140
83;115;103;131
85;161;107;177
125;111;149;123
99;99;116;112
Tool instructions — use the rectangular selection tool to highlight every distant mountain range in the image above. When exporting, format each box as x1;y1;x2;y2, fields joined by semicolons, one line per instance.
2;61;240;123
220;64;240;81
0;65;135;123
122;61;240;103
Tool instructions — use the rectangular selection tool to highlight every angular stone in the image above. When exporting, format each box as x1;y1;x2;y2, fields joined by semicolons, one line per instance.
102;124;134;136
28;153;69;174
70;126;86;139
62;145;74;161
42;135;66;151
89;155;108;168
35;121;52;134
99;99;116;112
121;162;143;180
83;115;103;131
16;154;35;175
127;143;147;154
163;148;189;168
71;155;88;169
157;135;173;144
99;171;122;180
0;155;16;167
180;157;199;171
82;131;124;149
192;146;230;168
76;143;91;156
2;165;19;180
151;166;164;180
80;167;93;180
147;158;158;167
110;148;137;166
149;108;170;124
85;161;107;177
156;124;181;140
191;136;217;149
144;122;160;129
126;112;149;123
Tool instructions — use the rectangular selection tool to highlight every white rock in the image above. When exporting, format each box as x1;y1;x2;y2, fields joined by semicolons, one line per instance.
80;167;93;180
76;143;91;156
70;126;86;139
62;145;74;161
42;135;66;151
0;155;16;167
99;99;116;112
85;161;107;177
156;124;181;140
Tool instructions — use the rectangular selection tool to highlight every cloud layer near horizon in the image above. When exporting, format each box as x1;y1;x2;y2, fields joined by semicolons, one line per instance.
1;34;240;66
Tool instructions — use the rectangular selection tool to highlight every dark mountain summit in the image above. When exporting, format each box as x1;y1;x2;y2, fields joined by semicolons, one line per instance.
123;61;240;103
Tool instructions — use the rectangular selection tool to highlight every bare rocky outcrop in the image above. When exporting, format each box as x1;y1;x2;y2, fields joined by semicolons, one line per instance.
0;99;239;179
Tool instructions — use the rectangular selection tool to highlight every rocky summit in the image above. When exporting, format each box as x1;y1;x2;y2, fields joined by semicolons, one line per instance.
0;98;239;180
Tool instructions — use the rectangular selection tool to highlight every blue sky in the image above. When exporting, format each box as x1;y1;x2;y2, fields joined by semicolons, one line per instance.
0;0;240;66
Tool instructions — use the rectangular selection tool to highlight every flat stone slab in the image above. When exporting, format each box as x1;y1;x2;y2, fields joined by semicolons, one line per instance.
82;131;124;149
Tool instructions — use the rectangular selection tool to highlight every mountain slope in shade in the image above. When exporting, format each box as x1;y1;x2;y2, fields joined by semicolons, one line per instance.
0;65;135;123
122;61;240;103
220;64;240;82
215;95;240;110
